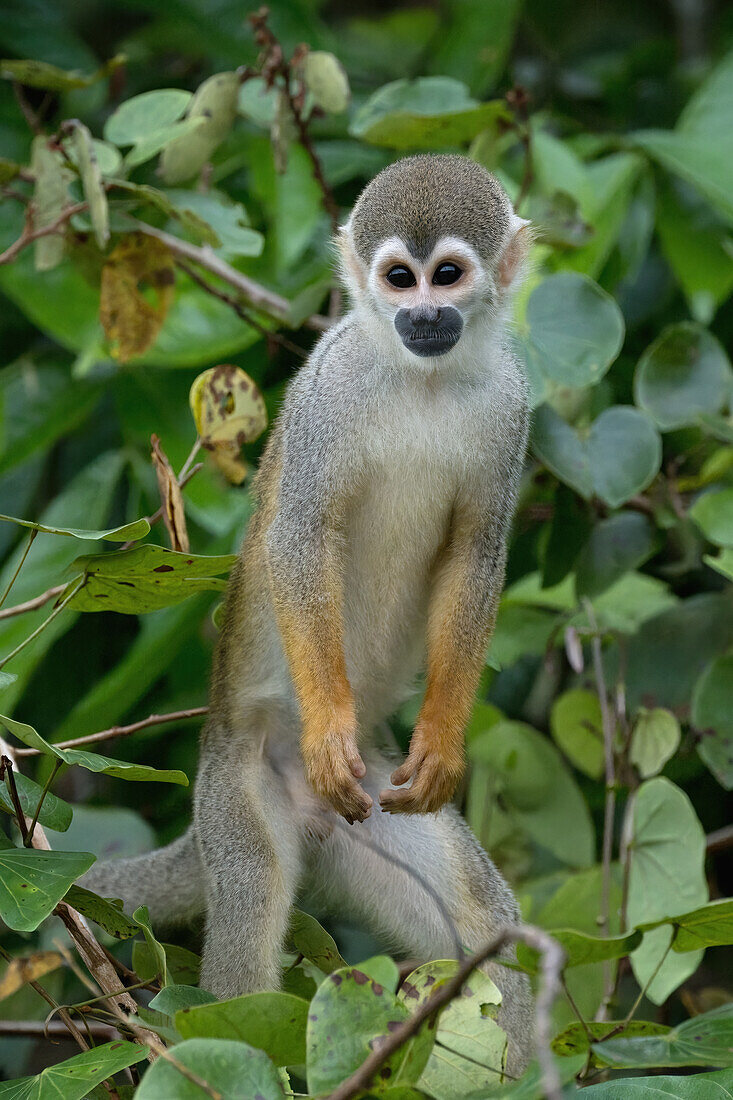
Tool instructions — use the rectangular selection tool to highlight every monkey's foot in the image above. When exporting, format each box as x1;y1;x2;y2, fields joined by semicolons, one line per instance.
379;739;463;814
303;731;373;824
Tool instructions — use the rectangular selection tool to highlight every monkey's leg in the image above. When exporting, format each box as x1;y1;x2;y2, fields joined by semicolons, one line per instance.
308;761;533;1075
195;742;302;997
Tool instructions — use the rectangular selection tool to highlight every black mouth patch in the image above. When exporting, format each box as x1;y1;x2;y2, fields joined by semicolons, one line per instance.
394;306;464;358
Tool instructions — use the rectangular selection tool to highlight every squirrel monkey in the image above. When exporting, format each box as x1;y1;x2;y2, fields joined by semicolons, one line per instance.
84;155;534;1071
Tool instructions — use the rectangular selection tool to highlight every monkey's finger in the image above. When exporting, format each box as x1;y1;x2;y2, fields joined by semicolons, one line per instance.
390;757;418;786
344;743;367;779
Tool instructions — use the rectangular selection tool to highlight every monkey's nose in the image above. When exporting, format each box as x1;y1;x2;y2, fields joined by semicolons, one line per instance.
409;305;441;326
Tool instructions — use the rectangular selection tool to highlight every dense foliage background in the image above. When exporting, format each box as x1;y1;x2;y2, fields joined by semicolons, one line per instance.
0;0;732;1096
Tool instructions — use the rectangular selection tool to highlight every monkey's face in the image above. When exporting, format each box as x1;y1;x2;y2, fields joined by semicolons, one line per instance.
366;236;491;360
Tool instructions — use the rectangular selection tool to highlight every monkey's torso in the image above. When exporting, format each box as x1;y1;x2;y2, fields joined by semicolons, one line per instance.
209;313;527;754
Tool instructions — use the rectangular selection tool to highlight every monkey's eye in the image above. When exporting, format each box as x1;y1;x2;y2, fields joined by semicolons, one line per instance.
385;265;417;289
432;262;463;286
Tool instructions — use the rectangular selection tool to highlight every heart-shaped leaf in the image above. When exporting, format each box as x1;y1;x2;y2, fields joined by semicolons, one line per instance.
0;1040;147;1100
634;323;732;431
523;272;624;389
134;1038;285;1099
692;654;733;789
593;1004;733;1069
176;991;309;1065
532;404;662;508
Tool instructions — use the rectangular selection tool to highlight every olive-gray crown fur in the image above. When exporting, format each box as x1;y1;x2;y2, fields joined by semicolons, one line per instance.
349;154;512;264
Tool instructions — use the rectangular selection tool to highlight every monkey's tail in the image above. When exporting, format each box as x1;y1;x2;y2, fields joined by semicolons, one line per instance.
80;826;205;929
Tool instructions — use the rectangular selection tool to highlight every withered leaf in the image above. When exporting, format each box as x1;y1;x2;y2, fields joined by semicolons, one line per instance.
189;364;267;485
0;950;63;1000
99;232;175;362
151;433;189;553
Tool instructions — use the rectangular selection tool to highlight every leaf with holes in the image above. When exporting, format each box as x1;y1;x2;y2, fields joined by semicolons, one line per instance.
61;544;236;613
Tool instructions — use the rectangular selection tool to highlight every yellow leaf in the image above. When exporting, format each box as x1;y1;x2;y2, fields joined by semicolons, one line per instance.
189;364;267;485
99;233;174;362
0;950;63;1000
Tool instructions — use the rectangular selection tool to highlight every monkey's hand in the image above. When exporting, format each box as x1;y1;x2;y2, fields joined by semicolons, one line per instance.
379;724;464;814
302;727;373;824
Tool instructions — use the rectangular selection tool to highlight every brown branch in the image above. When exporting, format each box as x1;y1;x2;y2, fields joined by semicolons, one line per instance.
707;824;733;853
0;201;88;266
325;924;565;1100
14;706;209;756
12;82;43;134
0;583;65;621
175;259;307;358
1;754;30;843
0;1019;117;1040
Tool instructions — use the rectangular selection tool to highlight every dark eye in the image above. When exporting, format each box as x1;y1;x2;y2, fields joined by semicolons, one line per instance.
385;265;416;289
432;262;463;286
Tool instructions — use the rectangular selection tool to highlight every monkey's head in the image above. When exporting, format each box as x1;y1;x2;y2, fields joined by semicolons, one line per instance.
340;154;530;362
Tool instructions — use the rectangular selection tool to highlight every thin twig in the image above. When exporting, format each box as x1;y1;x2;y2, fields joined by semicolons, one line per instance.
0;201;88;266
583;598;617;1022
14;706;210;756
0;583;65;621
0;1019;116;1040
325;924;565;1100
0;529;37;610
0;943;89;1051
706;824;733;853
25;758;63;843
0;755;29;844
175;259;308;358
0;576;84;670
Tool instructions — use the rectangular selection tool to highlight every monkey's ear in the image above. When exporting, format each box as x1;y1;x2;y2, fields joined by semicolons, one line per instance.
497;214;532;291
337;220;368;296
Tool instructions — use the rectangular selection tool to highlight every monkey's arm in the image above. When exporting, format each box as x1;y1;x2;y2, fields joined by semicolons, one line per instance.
266;387;371;824
381;431;526;815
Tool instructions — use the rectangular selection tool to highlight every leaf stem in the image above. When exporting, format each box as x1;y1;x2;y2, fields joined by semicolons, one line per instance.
24;758;63;844
0;576;84;671
0;528;37;610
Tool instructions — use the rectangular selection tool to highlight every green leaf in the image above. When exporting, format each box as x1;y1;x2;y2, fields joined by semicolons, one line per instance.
0;452;127;712
532;404;661;508
307;967;433;1096
639;897;733;953
63;885;140;939
356;955;400;992
517;928;641;974
0;769;72;832
580;1068;733;1098
575;512;658;599
522;272;624;389
634;323;732;431
627;777;708;1003
489;1054;586;1098
238;78;279;126
163;189;264;258
350;78;508;149
549;689;604;779
551;1019;669;1059
29;136;72;272
0;712;189;786
149;984;216;1015
134;1038;286;1099
0;55;124;92
489;602;558;669
400;959;507;1098
0;847;95;932
133;942;200;986
625;592;733;712
62;544;237;614
0;361;102;478
176;992;309;1065
133;905;168;985
593;1004;733;1068
106;179;218;246
656;181;733;324
303;51;350;114
705;547;733;580
634;50;733;223
0;513;149;542
692;655;733;789
104;89;193;145
64;120;108;249
159;72;240;184
287;908;347;973
629;708;681;778
690;488;733;546
427;0;522;96
124;117;206;170
0;1040;147;1100
468;720;595;866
